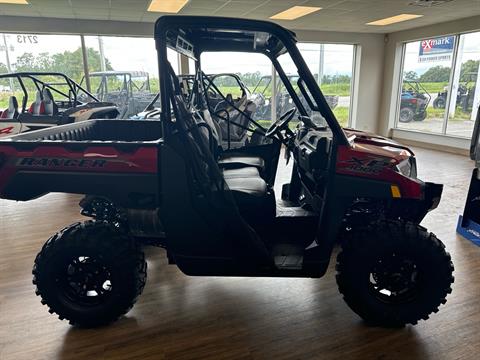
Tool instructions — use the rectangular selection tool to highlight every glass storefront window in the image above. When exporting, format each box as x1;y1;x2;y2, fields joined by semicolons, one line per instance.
1;33;356;125
298;43;355;127
397;36;456;134
201;51;273;124
82;36;168;117
0;33;85;114
397;31;480;139
0;33;84;82
446;32;480;138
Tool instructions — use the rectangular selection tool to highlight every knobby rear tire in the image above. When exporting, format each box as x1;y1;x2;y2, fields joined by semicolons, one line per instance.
32;220;147;328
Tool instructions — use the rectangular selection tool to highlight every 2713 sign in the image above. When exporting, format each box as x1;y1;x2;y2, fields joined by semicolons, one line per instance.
17;35;38;44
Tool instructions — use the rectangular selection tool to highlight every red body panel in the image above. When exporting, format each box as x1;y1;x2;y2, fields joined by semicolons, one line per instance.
0;144;157;196
337;129;423;199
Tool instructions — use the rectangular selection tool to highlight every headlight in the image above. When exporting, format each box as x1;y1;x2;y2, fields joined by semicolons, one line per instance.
396;157;417;178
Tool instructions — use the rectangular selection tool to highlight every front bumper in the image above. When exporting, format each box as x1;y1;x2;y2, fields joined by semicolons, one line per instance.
424;182;443;211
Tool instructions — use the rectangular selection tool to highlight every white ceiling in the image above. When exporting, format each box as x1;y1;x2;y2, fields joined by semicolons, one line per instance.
0;0;479;33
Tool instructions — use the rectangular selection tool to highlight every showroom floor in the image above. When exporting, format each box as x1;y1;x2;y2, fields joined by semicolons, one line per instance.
0;147;479;360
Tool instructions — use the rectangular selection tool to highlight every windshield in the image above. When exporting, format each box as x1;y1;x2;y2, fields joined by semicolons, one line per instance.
277;53;330;129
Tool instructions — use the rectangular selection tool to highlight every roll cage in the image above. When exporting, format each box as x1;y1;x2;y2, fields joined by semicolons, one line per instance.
82;71;151;99
0;72;98;112
179;72;267;136
155;15;348;145
252;74;298;95
178;73;249;101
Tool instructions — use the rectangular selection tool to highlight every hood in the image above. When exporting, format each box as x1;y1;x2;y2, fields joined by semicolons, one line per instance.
343;128;414;161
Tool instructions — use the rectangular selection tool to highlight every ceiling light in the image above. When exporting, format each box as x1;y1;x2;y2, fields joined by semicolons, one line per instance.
148;0;189;13
0;0;29;4
270;6;321;20
409;0;453;7
367;14;424;26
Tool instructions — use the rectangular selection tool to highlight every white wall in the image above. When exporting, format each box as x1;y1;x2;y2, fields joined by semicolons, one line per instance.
379;15;480;151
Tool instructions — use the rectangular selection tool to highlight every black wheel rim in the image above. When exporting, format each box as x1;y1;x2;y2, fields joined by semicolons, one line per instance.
369;252;419;304
58;255;113;307
399;109;412;122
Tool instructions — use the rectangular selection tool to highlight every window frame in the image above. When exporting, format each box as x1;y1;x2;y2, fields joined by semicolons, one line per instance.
395;29;480;139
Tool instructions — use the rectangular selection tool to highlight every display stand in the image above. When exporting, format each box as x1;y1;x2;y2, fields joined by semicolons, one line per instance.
458;106;480;245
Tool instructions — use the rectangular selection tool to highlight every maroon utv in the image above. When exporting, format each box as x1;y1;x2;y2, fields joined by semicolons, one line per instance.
0;16;453;328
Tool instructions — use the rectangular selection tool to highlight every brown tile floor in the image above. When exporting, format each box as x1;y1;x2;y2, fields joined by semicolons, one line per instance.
0;147;479;360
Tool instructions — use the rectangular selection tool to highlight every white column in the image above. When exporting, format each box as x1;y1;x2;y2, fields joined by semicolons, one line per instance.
98;36;106;72
471;62;480;121
271;64;277;122
449;36;464;117
2;34;14;91
80;35;91;93
317;44;324;86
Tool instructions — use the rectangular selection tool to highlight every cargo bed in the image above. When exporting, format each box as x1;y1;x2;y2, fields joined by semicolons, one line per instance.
1;119;163;144
0;120;162;208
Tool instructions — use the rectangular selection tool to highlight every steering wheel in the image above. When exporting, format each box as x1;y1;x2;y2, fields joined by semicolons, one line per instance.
265;107;297;138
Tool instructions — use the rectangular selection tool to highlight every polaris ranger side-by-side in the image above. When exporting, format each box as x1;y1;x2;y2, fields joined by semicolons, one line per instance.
0;16;453;328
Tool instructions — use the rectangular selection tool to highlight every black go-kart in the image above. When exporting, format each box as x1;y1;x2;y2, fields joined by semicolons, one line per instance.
0;16;453;329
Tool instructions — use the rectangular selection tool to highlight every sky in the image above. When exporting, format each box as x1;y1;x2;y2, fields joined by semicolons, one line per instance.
0;33;353;79
0;33;173;77
201;43;354;77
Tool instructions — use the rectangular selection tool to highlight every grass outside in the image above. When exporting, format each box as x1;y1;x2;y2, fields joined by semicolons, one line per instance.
218;82;352;97
333;106;349;127
427;106;475;121
0;92;24;109
255;106;350;130
0;81;450;109
225;82;449;97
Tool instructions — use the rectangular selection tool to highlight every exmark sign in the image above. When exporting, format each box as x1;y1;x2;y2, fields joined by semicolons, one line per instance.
418;36;455;63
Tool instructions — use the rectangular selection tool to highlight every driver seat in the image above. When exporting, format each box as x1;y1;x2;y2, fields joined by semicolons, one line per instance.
201;108;265;170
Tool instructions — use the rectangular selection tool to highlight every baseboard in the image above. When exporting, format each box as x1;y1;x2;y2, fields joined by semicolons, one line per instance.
392;137;470;156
